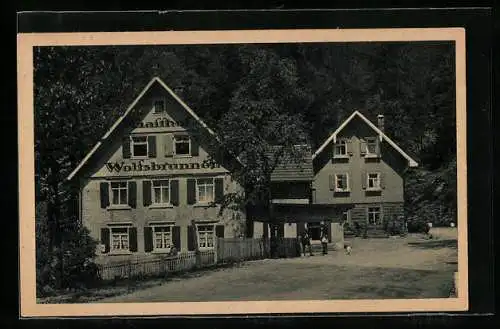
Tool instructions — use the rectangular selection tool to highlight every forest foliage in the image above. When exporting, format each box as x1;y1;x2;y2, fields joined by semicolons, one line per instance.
34;42;457;290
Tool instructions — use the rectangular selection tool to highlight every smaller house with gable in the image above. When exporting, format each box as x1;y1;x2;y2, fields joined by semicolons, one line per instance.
312;111;419;237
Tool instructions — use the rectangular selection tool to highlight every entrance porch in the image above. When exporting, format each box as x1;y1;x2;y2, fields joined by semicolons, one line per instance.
248;203;352;250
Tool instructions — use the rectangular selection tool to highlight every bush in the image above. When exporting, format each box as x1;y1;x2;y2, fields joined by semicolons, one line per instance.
36;222;100;296
353;222;362;237
407;220;431;234
384;219;405;236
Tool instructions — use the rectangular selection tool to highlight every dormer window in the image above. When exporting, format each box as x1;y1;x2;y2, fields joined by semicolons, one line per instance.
131;136;148;158
334;139;347;157
365;137;378;155
153;98;166;113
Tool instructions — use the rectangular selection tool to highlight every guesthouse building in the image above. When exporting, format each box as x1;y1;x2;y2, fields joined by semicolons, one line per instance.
66;77;245;262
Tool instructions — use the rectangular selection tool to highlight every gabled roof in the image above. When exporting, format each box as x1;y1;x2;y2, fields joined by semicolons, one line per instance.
312;110;418;168
66;77;226;181
267;145;314;182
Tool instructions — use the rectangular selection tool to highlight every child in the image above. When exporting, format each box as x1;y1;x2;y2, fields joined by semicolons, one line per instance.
344;242;352;255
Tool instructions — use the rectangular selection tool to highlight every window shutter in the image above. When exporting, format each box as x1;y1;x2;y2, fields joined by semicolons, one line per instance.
164;135;173;157
187;226;195;251
359;139;367;156
100;228;110;253
128;181;137;208
100;182;109;208
216;224;225;238
329;174;335;190
148;135;157;158
170;180;179;206
144;226;153;252
143;180;151;206
190;137;199;156
380;172;386;189
187;179;196;205
214;178;224;203
123;137;131;159
361;171;367;189
348;174;353;191
129;227;138;252
172;226;181;250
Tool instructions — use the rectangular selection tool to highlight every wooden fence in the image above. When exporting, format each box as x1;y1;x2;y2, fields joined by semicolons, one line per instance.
216;238;266;263
216;237;300;264
98;250;215;281
97;237;299;281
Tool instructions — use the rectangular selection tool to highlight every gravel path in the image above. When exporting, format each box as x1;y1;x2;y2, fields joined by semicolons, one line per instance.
96;230;458;302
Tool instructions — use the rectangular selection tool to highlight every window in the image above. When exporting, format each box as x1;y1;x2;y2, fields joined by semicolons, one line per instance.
153;226;172;250
111;227;129;251
131;136;148;157
334;173;350;192
367;173;381;190
152;180;170;205
197;178;215;203
197;224;215;249
110;181;128;205
367;207;382;225
365;137;378;155
342;210;351;224
153;98;166;113
334;139;347;157
174;135;191;156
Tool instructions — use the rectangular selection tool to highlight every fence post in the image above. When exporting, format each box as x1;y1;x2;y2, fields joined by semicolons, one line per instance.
214;238;218;265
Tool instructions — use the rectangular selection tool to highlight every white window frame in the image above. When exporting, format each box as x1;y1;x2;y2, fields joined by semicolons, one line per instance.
151;225;173;252
110;181;128;206
173;135;191;157
367;206;382;225
196;178;215;204
130;135;149;158
367;172;381;191
110;226;130;252
342;210;351;225
151;179;171;205
334;173;350;192
196;224;216;250
365;137;378;156
152;97;166;113
334;139;348;158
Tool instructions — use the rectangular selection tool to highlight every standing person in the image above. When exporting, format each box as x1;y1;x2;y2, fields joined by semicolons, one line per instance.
301;231;313;256
321;232;328;255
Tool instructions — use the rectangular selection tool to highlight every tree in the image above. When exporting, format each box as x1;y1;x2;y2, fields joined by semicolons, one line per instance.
200;45;312;256
34;41;457;271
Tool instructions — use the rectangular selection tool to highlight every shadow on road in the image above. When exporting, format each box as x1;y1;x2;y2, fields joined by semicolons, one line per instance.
407;239;457;250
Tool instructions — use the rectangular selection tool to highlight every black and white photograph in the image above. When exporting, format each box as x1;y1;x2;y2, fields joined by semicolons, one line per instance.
18;27;468;316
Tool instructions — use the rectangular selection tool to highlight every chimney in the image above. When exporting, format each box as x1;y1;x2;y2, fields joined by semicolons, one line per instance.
377;114;385;132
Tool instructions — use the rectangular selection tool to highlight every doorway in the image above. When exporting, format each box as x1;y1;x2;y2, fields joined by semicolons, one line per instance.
307;222;322;241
